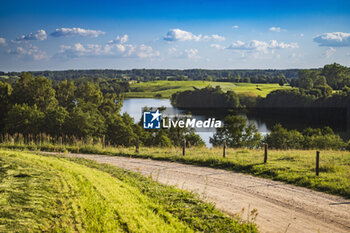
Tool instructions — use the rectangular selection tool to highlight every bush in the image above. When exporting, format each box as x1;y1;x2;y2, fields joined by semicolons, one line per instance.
265;124;346;150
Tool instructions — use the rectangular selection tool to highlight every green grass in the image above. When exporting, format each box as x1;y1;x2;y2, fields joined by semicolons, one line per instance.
2;143;349;199
0;149;257;232
125;80;292;98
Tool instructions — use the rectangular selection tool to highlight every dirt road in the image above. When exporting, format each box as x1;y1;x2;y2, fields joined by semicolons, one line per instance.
56;153;350;233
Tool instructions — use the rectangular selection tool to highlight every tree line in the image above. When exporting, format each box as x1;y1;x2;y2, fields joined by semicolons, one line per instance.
258;64;350;112
171;86;240;108
2;68;299;83
291;63;350;90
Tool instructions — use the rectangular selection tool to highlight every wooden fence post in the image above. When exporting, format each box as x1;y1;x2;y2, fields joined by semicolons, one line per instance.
264;143;268;163
135;137;139;153
223;140;226;158
316;151;320;176
182;139;186;156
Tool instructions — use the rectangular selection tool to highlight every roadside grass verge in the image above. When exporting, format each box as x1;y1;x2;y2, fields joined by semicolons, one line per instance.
0;149;257;232
126;80;292;98
2;143;349;199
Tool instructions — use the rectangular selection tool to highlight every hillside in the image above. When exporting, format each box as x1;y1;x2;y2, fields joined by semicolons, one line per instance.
0;150;257;232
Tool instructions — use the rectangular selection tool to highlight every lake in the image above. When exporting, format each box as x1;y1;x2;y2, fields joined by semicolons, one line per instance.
121;98;270;147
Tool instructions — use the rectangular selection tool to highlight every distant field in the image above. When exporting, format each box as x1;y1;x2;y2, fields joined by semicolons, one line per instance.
125;80;292;98
0;149;256;232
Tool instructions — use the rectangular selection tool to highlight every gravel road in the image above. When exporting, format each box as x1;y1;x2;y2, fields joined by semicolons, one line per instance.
52;152;350;233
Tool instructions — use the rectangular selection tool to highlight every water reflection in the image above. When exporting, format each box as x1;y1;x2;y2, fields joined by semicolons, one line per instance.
121;98;270;147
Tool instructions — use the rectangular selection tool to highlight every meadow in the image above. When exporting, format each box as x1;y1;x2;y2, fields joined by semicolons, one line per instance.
125;80;292;98
2;142;350;199
0;149;257;232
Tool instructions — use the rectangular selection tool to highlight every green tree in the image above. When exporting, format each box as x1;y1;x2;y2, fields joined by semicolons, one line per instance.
264;124;303;149
278;79;285;86
299;77;313;90
153;130;173;147
76;82;103;106
44;106;69;137
5;104;44;135
313;84;333;98
185;131;205;147
66;105;105;138
11;73;57;111
322;63;350;89
99;93;122;117
105;113;137;146
210;115;262;148
56;80;77;110
171;86;240;108
314;75;327;86
0;81;12;132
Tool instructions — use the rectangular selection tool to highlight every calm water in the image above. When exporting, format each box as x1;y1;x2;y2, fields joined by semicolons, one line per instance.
121;98;270;147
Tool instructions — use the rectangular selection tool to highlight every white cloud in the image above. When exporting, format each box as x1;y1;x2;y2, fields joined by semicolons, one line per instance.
51;27;105;38
232;25;239;29
8;44;47;60
163;29;225;43
184;48;199;59
300;33;304;37
168;47;200;59
108;34;128;44
57;43;125;59
56;37;159;60
16;29;47;41
0;37;6;46
210;44;225;50
313;32;350;47
137;44;160;58
323;47;336;58
164;29;202;42
57;43;109;58
227;40;298;53
269;27;281;32
168;47;177;55
203;34;226;42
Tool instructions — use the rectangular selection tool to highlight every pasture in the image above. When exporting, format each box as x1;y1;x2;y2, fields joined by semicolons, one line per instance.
125;80;292;98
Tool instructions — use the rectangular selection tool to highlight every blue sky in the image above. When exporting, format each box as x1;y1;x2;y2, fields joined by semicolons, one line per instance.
0;0;350;71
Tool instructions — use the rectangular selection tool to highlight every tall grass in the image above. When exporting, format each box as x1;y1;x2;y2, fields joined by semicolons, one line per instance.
1;138;350;198
0;150;257;232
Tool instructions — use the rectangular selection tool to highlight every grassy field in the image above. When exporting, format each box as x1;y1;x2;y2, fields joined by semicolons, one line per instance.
0;149;257;232
1;143;350;199
125;80;292;98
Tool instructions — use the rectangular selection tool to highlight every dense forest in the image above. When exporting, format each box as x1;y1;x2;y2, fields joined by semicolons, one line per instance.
0;73;204;147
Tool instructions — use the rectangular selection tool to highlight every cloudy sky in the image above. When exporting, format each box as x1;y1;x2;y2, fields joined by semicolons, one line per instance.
0;0;350;71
